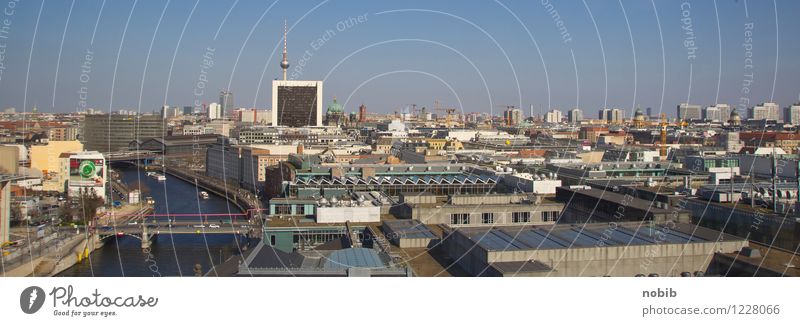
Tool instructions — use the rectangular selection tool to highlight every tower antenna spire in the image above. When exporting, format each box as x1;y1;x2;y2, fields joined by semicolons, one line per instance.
281;19;290;80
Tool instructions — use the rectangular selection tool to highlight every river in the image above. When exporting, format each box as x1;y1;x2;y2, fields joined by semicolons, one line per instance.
58;165;248;277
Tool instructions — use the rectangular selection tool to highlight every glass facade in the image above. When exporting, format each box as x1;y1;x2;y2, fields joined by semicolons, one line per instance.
277;86;318;127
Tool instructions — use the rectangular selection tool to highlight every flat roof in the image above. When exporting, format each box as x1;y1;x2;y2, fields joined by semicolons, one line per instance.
457;222;741;252
383;220;438;239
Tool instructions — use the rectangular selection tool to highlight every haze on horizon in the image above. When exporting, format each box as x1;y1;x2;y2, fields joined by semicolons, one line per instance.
0;0;798;117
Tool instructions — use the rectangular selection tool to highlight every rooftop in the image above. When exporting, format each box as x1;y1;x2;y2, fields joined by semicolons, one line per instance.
455;222;740;252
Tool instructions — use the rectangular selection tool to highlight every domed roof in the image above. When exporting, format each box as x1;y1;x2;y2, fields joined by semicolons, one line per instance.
729;108;741;125
327;97;343;113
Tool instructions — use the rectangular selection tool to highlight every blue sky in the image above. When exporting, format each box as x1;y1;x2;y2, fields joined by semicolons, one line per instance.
0;0;798;117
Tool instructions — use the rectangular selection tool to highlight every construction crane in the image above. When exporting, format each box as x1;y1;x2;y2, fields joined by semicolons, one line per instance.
433;100;457;127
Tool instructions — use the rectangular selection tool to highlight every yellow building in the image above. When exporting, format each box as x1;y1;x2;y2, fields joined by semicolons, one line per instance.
29;141;84;192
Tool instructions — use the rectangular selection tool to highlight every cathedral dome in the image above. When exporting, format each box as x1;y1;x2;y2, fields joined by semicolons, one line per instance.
327;97;343;114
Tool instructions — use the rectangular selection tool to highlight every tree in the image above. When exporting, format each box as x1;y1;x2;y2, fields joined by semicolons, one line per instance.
76;188;104;226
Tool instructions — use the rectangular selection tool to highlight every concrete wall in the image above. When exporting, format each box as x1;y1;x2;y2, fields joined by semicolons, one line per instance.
316;205;380;223
443;229;748;277
0;146;19;174
0;179;11;243
400;202;564;226
686;199;800;251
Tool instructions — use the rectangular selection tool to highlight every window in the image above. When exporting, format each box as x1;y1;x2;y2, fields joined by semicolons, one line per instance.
512;212;531;223
275;205;291;215
481;212;494;224
542;211;559;222
450;213;470;225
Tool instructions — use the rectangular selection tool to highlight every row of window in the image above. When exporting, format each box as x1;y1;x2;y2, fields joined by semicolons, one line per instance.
449;211;560;225
274;205;306;215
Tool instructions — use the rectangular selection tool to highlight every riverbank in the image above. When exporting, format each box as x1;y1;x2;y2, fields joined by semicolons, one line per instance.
2;232;104;277
58;165;248;276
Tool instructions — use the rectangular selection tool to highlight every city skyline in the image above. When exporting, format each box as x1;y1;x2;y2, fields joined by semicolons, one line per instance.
0;0;798;116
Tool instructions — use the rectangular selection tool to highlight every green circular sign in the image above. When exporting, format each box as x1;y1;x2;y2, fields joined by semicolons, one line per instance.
79;160;96;178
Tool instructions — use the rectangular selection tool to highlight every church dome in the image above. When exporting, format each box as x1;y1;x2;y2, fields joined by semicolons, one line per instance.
729;108;741;125
327;97;343;114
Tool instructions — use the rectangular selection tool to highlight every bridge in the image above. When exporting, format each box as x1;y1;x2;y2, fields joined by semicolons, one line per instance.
95;208;262;250
94;221;257;249
104;150;160;163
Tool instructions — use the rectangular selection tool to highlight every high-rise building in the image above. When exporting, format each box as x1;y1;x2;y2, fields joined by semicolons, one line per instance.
599;108;624;123
161;105;181;119
503;107;523;126
270;21;322;127
545;109;562;123
568;109;583;123
272;80;323;127
704;104;731;122
704;107;721;122
208;102;222;120
677;103;702;121
219;91;234;118
748;102;780;121
783;104;800;125
82;114;165;152
598;108;608;120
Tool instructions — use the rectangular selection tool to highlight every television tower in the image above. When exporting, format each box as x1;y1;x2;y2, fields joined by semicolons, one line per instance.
281;20;290;80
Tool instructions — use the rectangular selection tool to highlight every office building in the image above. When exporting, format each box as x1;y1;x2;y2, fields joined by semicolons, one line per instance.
545;109;562;123
783;104;800;125
503;107;523;126
393;193;564;227
704;106;721;122
208;102;222;120
703;104;731;122
567;109;583;123
160;105;181;119
599;108;624;123
219;91;234;118
748;102;780;121
271;80;323;127
677;103;702;121
82;114;165;152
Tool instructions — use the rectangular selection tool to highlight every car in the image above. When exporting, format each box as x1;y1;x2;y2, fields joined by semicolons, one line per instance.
193;225;206;228
209;224;220;228
127;221;138;225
